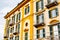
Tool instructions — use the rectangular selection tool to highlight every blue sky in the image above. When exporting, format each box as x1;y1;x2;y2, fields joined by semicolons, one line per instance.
0;0;22;40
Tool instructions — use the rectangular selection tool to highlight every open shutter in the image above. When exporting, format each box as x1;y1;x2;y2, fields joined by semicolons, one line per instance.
28;6;30;13
36;30;39;38
36;2;38;12
43;29;45;37
56;8;58;16
49;10;51;18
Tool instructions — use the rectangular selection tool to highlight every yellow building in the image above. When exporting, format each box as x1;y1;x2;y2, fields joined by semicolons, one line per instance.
4;0;60;40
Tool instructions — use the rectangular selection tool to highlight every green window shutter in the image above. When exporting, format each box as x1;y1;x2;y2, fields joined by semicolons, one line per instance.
25;32;28;40
36;2;38;12
36;15;39;24
18;24;20;33
43;29;45;37
14;15;15;22
56;8;58;16
42;14;44;22
36;30;39;38
28;6;30;13
50;26;53;36
19;13;21;20
49;10;51;18
25;8;26;15
16;14;18;22
41;0;43;9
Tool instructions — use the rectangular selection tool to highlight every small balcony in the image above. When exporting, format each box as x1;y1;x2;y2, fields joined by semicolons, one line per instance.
4;35;8;38
46;1;58;9
9;20;14;26
9;33;13;38
24;28;29;32
35;9;45;16
13;31;18;35
34;22;45;28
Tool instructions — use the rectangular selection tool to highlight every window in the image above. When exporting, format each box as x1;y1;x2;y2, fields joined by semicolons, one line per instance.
36;14;44;24
25;5;30;15
36;29;45;39
16;13;21;22
7;28;9;37
10;27;14;33
49;8;58;18
25;32;28;40
50;24;60;40
48;0;56;4
36;0;44;12
15;36;19;40
10;37;13;40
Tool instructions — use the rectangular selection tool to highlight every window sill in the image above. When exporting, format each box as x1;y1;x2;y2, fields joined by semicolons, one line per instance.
35;9;45;16
34;22;45;28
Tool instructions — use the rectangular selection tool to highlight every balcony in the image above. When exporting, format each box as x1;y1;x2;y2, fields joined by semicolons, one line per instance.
4;35;8;38
9;20;14;26
13;31;18;35
24;28;29;32
35;9;45;16
34;22;45;28
46;1;58;9
9;33;13;38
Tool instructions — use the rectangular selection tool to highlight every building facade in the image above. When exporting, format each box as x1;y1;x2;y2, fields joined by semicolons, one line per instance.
4;0;60;40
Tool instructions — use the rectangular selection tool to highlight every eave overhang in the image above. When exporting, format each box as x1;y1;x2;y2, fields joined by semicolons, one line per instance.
4;0;30;19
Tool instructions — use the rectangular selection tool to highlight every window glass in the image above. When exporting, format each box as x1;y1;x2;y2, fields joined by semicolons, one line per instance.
51;9;56;17
36;29;45;39
39;14;44;23
40;30;43;38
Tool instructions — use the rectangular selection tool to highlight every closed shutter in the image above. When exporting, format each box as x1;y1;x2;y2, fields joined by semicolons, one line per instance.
36;2;38;12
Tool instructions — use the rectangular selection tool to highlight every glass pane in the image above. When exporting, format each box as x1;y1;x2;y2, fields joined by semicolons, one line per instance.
38;1;41;9
25;32;28;40
51;9;56;17
40;30;43;38
39;14;44;23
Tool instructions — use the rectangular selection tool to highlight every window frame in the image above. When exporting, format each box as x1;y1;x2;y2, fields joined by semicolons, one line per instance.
36;14;44;24
49;8;58;18
36;28;45;39
36;0;44;12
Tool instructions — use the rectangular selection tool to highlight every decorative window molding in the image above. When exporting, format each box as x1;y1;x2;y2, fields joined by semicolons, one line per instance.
24;2;30;17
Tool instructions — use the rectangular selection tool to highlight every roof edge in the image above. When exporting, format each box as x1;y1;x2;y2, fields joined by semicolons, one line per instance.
4;0;30;19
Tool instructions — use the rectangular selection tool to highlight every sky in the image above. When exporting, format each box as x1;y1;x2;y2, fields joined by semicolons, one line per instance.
0;0;22;40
